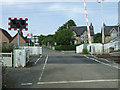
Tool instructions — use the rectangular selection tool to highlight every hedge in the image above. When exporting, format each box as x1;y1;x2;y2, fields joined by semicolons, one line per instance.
2;45;15;53
55;45;79;51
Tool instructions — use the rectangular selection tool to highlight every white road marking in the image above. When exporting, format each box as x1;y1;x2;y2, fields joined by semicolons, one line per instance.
84;55;120;69
34;55;42;65
99;58;111;63
92;55;111;63
21;83;33;86
37;79;119;85
39;55;48;81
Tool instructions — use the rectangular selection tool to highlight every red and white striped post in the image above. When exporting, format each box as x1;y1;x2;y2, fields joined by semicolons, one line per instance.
83;0;92;45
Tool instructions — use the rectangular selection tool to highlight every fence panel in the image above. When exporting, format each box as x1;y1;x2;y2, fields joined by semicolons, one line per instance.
0;53;12;67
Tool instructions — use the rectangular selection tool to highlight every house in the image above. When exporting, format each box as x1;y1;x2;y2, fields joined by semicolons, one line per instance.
0;28;12;45
102;25;120;43
10;31;28;46
69;23;94;44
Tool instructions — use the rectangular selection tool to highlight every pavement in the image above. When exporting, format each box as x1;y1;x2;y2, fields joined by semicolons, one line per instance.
2;47;120;89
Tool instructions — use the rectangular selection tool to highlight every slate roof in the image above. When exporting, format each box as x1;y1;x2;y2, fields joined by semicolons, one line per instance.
69;26;94;36
10;32;28;43
0;28;12;41
103;26;120;36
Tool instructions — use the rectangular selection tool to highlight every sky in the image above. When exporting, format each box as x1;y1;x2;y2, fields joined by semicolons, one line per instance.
0;0;119;37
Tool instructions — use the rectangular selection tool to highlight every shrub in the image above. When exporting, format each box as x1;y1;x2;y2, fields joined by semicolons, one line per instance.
55;45;76;51
82;48;89;54
2;45;14;52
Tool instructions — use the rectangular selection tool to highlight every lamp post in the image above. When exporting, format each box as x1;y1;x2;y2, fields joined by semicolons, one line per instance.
118;23;120;38
101;0;104;44
101;0;105;54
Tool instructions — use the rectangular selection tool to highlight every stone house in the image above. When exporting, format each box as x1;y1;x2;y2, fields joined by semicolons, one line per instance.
0;28;12;45
102;25;120;43
69;23;94;44
10;31;28;46
0;28;28;46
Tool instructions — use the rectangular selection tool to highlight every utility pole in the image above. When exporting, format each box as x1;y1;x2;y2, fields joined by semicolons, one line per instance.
101;0;104;53
118;23;120;37
101;1;104;44
18;30;20;48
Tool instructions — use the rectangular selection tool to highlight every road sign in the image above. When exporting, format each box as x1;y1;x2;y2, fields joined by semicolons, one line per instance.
8;17;28;48
8;18;28;31
27;33;33;39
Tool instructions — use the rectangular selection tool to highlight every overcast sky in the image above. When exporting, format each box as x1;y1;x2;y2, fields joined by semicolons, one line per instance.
1;0;119;36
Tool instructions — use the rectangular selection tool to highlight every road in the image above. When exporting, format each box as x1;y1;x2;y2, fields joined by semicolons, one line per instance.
4;47;119;88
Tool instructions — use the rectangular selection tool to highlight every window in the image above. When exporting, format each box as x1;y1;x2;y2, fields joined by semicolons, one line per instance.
111;32;117;39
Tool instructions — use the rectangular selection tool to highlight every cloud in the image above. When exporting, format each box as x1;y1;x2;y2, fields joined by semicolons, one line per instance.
46;3;94;19
47;3;85;13
1;0;119;5
46;3;86;19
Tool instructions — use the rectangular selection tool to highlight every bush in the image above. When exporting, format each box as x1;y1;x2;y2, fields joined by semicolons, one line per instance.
82;48;89;54
55;45;76;51
2;45;14;52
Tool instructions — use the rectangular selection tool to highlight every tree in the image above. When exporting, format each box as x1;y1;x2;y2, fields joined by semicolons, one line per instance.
58;19;76;31
55;29;75;45
38;34;55;46
38;19;76;46
38;35;45;45
94;33;102;43
55;19;76;45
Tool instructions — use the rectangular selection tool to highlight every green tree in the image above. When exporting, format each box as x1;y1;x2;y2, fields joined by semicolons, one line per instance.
55;29;75;45
38;19;76;46
94;33;102;43
58;19;76;31
38;35;46;45
39;34;55;46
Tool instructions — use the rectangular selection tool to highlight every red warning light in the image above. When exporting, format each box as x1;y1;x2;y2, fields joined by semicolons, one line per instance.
8;28;11;30
14;18;17;20
20;28;23;31
8;17;11;20
14;28;17;31
8;22;11;25
25;28;28;31
25;18;28;21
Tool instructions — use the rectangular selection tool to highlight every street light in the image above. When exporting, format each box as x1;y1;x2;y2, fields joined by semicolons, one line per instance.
100;0;105;53
118;23;120;37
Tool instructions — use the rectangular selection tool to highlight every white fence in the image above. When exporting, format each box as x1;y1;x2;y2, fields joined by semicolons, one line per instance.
87;43;103;54
76;43;103;54
0;46;42;68
0;52;13;67
76;44;86;53
76;41;120;55
20;46;42;55
13;46;42;67
14;49;26;67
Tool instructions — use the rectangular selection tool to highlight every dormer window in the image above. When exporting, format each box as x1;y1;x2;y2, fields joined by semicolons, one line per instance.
111;32;117;39
110;28;117;39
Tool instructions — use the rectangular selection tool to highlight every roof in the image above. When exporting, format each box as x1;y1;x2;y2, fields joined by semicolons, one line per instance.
69;25;94;36
0;28;12;41
103;26;119;36
10;32;28;43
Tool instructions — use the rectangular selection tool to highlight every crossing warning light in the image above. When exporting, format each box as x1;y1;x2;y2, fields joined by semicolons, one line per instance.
8;17;28;31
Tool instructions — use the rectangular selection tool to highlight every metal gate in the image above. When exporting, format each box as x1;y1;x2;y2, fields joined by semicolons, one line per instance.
0;52;13;67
